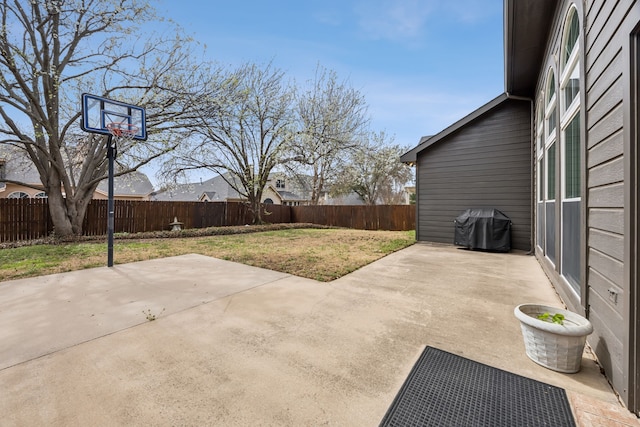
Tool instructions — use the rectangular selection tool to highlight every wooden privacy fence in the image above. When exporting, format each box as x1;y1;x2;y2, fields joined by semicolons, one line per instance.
291;205;415;231
0;198;414;243
81;200;292;236
0;198;52;242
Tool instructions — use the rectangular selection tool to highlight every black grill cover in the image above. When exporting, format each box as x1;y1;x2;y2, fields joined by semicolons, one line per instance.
454;208;511;252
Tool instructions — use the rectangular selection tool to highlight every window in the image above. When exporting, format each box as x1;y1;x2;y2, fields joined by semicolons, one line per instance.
546;72;557;137
538;159;545;202
564;115;581;199
563;9;579;64
275;179;285;189
561;8;580;114
34;192;48;198
559;5;582;294
547;72;556;100
563;65;580;110
536;97;545;204
544;68;557;202
547;142;556;200
7;191;29;199
542;67;558;263
560;6;581;200
0;161;5;180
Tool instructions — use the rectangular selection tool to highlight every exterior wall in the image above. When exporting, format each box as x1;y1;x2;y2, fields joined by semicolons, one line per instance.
92;192;150;201
1;185;149;201
415;99;532;251
585;0;639;409
533;1;585;311
0;183;44;199
533;0;639;410
262;186;283;205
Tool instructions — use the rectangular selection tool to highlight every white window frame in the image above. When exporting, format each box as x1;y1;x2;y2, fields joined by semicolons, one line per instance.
7;191;29;199
560;49;580;116
536;93;546;253
536;96;545;204
560;6;581;203
544;69;557;202
545;89;557;141
558;4;582;296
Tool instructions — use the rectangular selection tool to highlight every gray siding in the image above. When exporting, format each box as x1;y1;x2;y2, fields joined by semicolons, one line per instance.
416;99;532;251
584;0;638;405
533;0;638;408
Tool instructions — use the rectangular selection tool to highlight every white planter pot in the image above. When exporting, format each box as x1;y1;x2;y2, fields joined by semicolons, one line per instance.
514;303;593;373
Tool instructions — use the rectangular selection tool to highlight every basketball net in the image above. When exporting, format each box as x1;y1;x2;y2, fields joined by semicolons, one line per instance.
106;122;138;143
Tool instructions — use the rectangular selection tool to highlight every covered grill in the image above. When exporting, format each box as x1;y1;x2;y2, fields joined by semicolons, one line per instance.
454;208;511;252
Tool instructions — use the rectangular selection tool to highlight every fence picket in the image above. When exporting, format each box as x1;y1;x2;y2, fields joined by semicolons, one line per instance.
0;199;415;243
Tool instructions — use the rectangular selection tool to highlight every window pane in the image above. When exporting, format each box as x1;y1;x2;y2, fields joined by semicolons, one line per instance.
8;191;29;199
537;102;544;123
563;64;580;110
547;142;556;200
564;11;580;65
538;159;544;202
564;114;581;198
547;73;556;102
547;106;556;135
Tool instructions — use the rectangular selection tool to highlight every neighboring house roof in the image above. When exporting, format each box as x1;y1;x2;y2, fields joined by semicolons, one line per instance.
277;190;307;202
153;173;309;203
152;174;244;202
323;191;364;206
1;143;153;198
0;145;42;185
504;0;557;98
199;191;217;202
401;94;510;163
95;171;154;198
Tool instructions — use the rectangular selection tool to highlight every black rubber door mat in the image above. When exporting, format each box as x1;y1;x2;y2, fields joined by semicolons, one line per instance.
380;346;575;427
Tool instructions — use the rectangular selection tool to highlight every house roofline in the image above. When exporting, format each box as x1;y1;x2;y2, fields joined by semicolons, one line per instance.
401;93;509;163
503;0;557;98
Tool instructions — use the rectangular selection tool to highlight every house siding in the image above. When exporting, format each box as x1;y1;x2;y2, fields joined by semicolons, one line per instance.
586;0;638;405
532;0;638;408
416;99;532;251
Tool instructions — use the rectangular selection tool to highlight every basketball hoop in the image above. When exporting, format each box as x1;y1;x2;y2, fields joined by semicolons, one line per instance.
81;93;147;268
106;122;139;141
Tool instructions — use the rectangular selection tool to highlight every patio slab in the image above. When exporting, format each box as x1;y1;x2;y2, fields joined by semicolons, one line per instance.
0;243;634;426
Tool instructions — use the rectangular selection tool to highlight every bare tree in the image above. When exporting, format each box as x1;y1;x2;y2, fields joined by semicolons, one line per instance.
287;65;369;204
166;62;294;223
333;131;413;205
0;0;209;237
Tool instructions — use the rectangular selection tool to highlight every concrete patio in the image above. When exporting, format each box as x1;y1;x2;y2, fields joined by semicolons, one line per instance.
0;243;637;426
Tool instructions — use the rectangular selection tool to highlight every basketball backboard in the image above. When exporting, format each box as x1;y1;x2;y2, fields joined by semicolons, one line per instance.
81;93;147;140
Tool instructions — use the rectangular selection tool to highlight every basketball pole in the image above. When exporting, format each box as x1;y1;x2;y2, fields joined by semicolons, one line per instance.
80;94;146;268
107;134;115;267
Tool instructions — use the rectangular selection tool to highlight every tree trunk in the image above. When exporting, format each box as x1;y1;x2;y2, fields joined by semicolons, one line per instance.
47;189;75;237
47;192;95;238
248;197;263;224
45;169;99;238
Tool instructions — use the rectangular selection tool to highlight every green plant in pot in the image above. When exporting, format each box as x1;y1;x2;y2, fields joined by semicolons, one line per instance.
537;312;565;325
514;304;593;373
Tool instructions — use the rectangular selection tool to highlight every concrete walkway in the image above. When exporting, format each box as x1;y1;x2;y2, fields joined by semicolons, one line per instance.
0;243;636;426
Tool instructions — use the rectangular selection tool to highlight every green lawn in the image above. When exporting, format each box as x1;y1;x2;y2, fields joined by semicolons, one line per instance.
0;228;415;282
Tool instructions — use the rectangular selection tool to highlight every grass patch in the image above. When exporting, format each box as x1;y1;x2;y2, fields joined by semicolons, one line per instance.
0;228;415;283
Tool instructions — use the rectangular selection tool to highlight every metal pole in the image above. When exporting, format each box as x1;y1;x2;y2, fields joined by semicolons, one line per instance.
107;135;115;267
